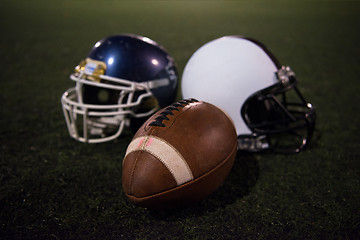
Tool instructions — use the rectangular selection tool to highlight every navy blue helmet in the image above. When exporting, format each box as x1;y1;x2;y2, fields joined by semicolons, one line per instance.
61;34;178;143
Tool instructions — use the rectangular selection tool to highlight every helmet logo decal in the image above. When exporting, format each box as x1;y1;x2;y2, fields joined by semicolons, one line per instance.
165;60;178;89
75;58;107;82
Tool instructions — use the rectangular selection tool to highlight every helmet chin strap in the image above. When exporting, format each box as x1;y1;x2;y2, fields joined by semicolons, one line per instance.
237;135;270;152
88;115;128;136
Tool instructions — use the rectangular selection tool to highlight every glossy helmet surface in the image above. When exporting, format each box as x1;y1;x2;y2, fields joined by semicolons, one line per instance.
61;34;178;143
182;36;315;153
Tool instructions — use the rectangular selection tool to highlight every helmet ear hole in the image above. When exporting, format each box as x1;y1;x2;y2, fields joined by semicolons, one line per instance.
97;89;110;103
140;96;159;111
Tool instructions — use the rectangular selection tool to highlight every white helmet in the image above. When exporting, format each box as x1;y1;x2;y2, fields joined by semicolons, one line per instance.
182;36;315;153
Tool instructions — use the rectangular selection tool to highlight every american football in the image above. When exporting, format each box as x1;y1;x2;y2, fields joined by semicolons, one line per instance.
122;99;237;209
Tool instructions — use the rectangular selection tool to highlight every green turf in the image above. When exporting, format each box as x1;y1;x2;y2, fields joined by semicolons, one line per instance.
1;0;360;239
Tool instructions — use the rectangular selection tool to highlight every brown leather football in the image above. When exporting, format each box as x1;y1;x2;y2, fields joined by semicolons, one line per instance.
122;99;237;209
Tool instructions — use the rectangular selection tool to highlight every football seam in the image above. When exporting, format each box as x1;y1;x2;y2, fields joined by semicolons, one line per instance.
127;128;156;195
140;148;192;185
128;150;141;196
124;134;194;186
125;140;238;202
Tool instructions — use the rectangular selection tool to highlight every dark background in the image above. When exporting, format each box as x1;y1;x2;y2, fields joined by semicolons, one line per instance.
1;0;359;239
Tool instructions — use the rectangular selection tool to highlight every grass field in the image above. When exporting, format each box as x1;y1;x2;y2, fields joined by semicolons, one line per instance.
1;0;360;239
